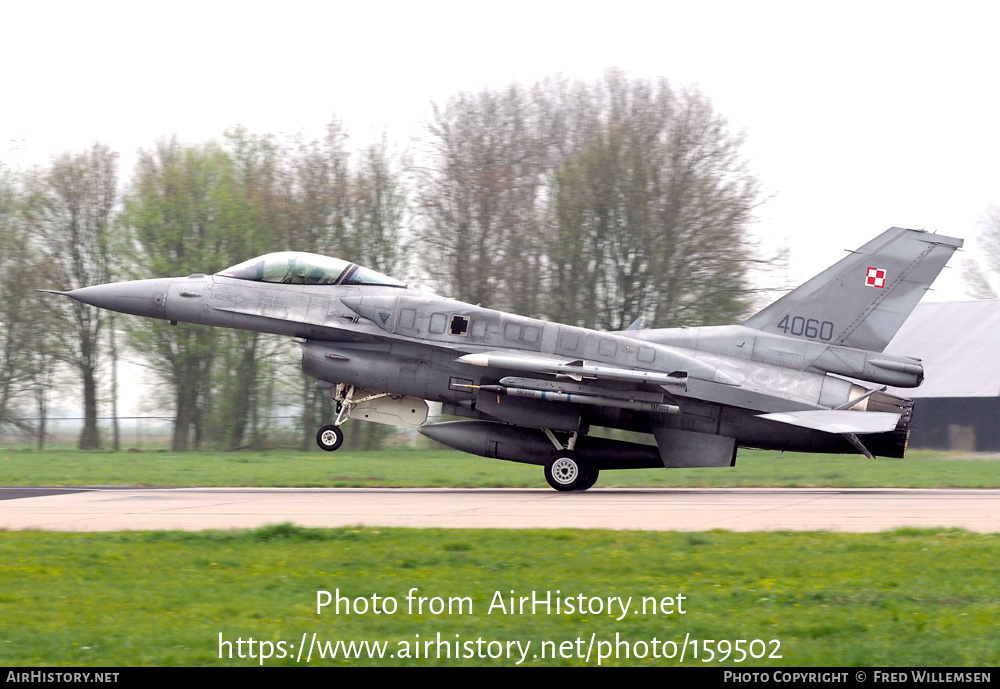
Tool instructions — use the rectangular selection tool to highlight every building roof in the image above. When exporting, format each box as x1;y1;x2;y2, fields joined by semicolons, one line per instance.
885;300;1000;398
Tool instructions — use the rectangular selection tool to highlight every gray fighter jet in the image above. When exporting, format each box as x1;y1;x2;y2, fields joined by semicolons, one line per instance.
57;227;962;490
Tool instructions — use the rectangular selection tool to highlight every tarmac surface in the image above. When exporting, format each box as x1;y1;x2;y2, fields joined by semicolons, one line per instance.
1;487;998;532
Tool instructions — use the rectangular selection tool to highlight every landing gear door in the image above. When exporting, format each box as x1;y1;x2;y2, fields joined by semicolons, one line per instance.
351;391;429;428
651;427;737;468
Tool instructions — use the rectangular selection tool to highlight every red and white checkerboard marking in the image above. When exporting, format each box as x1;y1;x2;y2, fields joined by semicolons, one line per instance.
865;267;886;288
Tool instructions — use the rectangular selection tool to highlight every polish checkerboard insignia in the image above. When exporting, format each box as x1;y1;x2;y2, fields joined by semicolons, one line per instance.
865;267;886;288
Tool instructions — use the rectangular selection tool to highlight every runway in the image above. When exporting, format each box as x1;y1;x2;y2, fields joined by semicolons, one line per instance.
1;487;997;532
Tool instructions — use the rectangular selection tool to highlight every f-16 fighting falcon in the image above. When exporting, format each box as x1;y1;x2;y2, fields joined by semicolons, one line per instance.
54;227;963;491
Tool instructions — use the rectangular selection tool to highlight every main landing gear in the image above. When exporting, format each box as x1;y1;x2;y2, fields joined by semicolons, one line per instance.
541;429;599;492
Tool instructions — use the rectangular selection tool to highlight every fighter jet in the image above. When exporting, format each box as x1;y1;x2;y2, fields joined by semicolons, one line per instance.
56;227;962;491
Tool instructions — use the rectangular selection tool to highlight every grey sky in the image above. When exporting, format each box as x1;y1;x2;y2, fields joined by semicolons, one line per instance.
4;0;997;297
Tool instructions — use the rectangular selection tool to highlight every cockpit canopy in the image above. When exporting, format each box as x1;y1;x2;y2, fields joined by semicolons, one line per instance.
217;252;405;288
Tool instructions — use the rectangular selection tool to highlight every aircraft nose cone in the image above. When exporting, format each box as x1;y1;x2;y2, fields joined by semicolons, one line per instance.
66;278;174;319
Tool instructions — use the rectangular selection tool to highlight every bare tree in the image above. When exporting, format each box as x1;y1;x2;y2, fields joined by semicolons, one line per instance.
552;74;676;329
35;144;118;449
414;85;550;314
0;168;38;435
0;165;64;448
278;120;352;256
964;205;1000;299
646;87;761;327
352;134;408;278
122;139;230;451
416;73;762;329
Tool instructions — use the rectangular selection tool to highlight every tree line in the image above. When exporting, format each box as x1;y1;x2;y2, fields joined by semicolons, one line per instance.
0;72;762;451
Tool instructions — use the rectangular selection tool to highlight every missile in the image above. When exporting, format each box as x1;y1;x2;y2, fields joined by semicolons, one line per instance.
456;352;714;386
499;376;671;401
458;384;680;415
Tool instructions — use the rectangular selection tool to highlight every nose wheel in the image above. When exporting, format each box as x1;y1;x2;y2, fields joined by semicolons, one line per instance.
316;383;354;451
316;424;344;452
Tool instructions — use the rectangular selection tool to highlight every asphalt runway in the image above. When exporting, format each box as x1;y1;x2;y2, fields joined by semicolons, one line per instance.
1;487;997;532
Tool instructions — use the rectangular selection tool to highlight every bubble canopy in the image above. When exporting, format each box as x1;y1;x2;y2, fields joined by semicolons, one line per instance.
217;252;405;288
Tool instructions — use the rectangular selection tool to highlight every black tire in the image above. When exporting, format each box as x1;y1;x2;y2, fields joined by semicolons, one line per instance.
544;450;587;492
576;467;600;491
316;424;344;452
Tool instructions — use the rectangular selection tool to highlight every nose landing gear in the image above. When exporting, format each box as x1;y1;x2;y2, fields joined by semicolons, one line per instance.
316;424;344;452
315;383;353;452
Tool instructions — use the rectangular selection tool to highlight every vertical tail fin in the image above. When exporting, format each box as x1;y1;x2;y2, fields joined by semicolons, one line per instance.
744;227;963;352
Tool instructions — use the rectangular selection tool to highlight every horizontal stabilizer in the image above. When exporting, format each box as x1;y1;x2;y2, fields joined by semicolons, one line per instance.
758;410;900;434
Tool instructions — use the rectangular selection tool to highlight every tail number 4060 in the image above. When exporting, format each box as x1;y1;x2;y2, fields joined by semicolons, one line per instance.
776;315;834;341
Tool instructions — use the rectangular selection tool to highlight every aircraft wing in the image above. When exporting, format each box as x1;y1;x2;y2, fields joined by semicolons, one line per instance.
459;353;906;435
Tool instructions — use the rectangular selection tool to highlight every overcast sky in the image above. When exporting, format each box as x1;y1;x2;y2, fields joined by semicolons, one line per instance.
4;0;998;298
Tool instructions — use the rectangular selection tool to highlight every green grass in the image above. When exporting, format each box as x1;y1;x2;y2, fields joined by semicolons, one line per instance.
0;447;997;488
2;447;995;667
0;526;996;666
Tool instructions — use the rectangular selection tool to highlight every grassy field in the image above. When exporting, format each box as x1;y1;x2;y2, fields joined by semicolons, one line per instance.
0;526;997;667
0;446;998;488
3;447;997;667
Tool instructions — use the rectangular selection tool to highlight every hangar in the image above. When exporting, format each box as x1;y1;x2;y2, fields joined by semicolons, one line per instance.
886;300;1000;451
